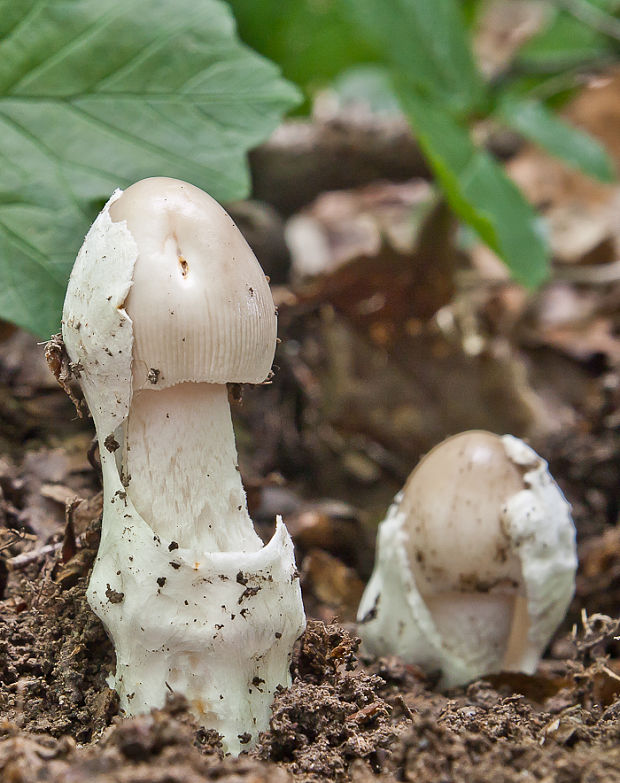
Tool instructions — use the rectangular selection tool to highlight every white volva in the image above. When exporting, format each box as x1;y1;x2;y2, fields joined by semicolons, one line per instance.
357;431;577;688
62;178;305;754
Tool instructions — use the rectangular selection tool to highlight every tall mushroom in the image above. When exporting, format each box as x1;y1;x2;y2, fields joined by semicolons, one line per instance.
62;177;305;754
357;431;577;687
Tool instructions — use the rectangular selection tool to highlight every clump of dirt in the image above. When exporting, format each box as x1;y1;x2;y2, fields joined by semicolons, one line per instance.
0;696;290;783
1;471;619;783
553;614;620;721
380;614;620;782
390;707;620;783
0;517;117;741
546;428;620;542
256;620;406;780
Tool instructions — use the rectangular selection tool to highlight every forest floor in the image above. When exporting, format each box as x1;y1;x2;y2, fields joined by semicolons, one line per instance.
1;67;620;783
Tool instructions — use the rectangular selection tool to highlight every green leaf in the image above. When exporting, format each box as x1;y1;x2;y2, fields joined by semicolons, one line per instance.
396;87;549;287
518;6;614;71
0;0;300;338
227;0;379;104
498;96;615;182
342;0;486;116
0;201;82;335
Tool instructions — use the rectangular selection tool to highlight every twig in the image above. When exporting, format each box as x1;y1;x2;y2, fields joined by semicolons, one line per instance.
0;529;32;554
601;664;620;682
522;61;612;103
554;259;620;284
7;518;95;571
345;701;385;723
7;542;62;571
61;498;80;564
396;694;416;720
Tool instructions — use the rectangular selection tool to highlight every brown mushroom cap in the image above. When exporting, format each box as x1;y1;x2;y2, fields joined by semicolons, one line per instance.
109;177;277;390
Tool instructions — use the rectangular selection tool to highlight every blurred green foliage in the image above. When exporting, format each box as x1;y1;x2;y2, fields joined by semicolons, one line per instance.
229;0;619;288
227;0;380;108
0;0;298;338
1;0;619;337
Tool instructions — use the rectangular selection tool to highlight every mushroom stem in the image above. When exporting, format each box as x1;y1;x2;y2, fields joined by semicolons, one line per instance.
122;382;262;553
424;593;516;671
60;180;306;753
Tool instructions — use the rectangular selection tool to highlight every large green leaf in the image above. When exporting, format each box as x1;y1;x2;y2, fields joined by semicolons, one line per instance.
342;0;485;116
227;0;379;103
0;201;83;337
397;88;549;287
498;96;615;183
0;0;300;337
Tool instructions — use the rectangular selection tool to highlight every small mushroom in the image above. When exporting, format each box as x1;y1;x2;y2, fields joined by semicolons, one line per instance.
357;431;577;687
62;178;305;754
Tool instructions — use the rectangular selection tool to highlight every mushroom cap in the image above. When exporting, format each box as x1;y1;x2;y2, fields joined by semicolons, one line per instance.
399;430;525;596
109;177;277;390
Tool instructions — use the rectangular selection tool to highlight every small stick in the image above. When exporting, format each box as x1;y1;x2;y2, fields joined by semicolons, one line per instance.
7;542;62;571
7;523;93;571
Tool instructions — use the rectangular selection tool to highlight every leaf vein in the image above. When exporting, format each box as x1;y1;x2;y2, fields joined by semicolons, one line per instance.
6;0;128;94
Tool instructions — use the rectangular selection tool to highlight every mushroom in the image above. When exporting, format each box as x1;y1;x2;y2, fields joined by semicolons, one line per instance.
357;431;577;687
61;177;305;754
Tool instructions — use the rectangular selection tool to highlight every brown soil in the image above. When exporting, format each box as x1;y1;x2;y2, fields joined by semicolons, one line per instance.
1;462;619;782
2;78;620;779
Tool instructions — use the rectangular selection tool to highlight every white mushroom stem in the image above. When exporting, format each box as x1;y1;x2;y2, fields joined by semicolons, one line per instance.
92;433;301;756
123;382;261;553
61;180;306;755
424;593;517;665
